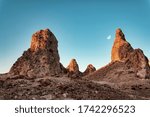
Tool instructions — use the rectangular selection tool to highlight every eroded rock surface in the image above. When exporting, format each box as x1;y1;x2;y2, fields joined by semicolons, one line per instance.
83;64;96;76
111;28;150;78
66;59;81;78
9;29;66;78
111;28;134;62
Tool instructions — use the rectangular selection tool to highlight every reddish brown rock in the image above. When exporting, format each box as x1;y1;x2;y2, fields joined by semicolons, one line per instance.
125;49;150;78
86;28;150;80
111;28;134;62
9;29;66;78
125;49;149;69
66;59;81;78
83;64;96;76
67;59;79;73
111;28;150;78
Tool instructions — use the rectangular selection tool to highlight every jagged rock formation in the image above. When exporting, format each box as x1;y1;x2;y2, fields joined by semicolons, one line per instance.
111;28;134;62
9;29;66;78
125;49;150;78
83;64;96;76
85;28;150;80
67;59;79;73
111;28;150;78
1;28;150;100
66;59;81;78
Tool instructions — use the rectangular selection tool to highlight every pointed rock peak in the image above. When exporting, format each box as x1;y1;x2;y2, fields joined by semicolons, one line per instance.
30;28;57;52
83;64;96;76
66;59;81;78
115;28;126;41
67;59;79;72
70;59;77;63
111;28;134;62
87;64;96;70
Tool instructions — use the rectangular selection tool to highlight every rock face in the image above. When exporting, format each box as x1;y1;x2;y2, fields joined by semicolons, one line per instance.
83;64;96;76
66;59;81;78
111;28;134;62
125;49;150;78
9;29;65;78
111;28;150;78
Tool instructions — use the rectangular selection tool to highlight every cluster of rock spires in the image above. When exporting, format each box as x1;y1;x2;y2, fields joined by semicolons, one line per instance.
9;29;96;78
1;28;150;100
8;28;150;79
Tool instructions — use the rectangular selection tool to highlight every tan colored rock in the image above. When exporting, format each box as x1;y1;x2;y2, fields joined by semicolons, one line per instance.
66;59;81;78
137;68;147;78
111;28;133;62
83;64;96;76
30;29;57;52
10;29;66;78
67;59;79;72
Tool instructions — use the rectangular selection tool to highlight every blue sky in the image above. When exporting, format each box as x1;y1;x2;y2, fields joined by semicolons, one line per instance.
0;0;150;73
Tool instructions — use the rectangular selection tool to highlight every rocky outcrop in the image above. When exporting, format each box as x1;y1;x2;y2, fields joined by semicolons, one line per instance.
125;49;150;78
83;64;96;76
85;28;150;80
9;29;66;78
66;59;81;78
111;28;134;62
111;28;150;78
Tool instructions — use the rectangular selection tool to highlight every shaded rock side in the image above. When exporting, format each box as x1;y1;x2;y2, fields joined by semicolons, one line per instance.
9;29;66;78
66;59;81;78
83;64;96;76
125;49;150;78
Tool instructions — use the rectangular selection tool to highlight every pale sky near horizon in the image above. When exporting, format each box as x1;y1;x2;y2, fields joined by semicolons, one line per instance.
0;0;150;73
